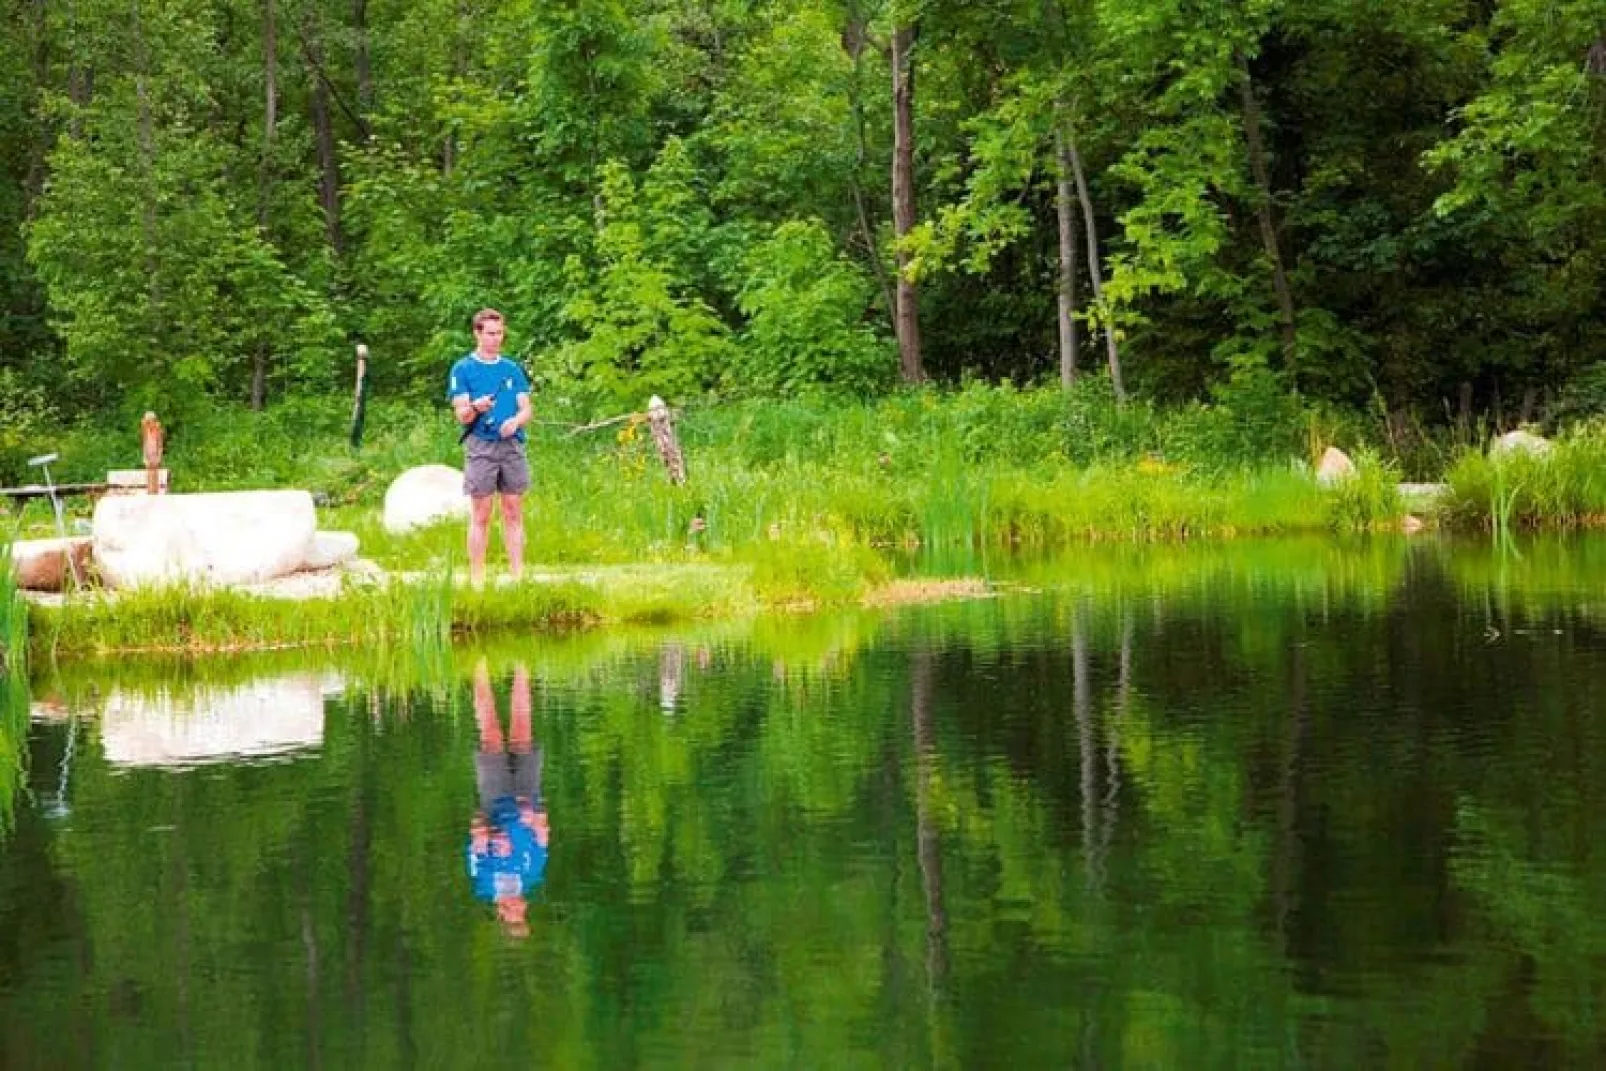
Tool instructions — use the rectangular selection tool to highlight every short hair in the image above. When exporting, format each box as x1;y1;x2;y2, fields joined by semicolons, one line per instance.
472;308;505;333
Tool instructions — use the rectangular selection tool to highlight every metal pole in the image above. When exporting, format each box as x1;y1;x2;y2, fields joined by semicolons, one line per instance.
28;453;81;591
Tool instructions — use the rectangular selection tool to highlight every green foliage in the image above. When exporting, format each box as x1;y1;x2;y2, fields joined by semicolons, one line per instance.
1161;365;1309;470
10;0;1606;473
558;154;736;405
734;220;892;395
0;371;55;483
25;42;341;410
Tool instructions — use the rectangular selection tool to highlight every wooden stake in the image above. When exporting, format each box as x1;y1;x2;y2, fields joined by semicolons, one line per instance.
648;396;686;485
350;343;369;449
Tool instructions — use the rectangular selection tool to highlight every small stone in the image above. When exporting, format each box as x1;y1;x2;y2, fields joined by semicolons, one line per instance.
304;531;360;570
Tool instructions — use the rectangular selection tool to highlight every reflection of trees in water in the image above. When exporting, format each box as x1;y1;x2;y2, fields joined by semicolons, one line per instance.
910;650;946;1004
6;579;1606;1064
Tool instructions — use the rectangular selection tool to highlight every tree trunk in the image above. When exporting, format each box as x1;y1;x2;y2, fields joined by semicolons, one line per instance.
890;21;924;383
1072;602;1102;894
353;0;373;119
1067;135;1123;401
253;0;278;410
1239;56;1297;368
444;0;468;175
132;0;160;313
910;652;946;996
23;0;48;216
305;14;344;258
1054;122;1081;389
842;8;896;326
65;0;89;136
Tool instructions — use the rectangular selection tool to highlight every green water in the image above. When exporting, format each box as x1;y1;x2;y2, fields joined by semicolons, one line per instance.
2;537;1606;1068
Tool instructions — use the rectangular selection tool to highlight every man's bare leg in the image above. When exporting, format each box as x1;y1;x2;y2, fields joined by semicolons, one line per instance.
468;495;495;586
473;660;503;752
508;665;532;753
500;493;525;581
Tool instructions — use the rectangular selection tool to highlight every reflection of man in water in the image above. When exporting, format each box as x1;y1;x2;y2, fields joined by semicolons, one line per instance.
466;661;549;938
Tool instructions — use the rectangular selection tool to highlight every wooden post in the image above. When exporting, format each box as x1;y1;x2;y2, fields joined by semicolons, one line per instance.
647;396;686;485
350;343;369;449
140;411;165;495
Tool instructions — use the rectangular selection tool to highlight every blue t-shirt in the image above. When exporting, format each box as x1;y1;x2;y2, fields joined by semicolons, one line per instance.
448;354;530;443
466;796;548;903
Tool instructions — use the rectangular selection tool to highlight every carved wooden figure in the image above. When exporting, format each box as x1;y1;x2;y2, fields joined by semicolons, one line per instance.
140;411;165;495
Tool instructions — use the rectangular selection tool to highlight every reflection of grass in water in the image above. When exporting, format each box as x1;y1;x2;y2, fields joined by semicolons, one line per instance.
0;537;28;838
28;562;763;657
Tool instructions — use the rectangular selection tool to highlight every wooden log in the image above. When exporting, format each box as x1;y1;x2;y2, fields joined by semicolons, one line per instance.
647;395;686;485
0;482;109;501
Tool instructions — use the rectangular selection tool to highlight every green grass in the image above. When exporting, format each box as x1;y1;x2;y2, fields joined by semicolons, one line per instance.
7;384;1427;654
1441;430;1606;531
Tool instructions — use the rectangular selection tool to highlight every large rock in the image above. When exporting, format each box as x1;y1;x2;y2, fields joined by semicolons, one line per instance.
305;530;360;570
1316;446;1357;487
11;537;93;591
100;673;328;768
383;464;468;534
1491;429;1553;459
93;490;317;589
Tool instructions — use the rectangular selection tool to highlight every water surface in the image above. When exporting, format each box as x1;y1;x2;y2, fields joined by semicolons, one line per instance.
2;536;1605;1068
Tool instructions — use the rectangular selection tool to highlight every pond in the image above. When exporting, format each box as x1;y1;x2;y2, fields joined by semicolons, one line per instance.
1;535;1604;1067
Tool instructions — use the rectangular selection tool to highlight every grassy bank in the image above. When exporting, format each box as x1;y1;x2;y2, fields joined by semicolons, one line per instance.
29;381;1404;547
1439;431;1606;532
9;382;1421;654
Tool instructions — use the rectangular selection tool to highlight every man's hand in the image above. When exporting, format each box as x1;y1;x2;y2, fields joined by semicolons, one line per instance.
472;395;495;414
499;416;522;439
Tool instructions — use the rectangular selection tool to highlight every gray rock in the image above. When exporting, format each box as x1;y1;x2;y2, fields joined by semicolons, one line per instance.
1491;429;1553;459
1316;447;1357;486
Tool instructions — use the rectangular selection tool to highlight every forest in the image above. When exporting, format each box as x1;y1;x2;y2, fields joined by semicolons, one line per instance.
3;0;1605;448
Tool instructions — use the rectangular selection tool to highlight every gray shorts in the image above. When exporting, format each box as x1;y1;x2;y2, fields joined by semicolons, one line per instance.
464;437;530;498
476;747;543;812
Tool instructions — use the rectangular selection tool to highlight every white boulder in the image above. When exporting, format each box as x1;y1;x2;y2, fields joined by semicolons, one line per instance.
1316;447;1357;486
93;490;317;589
1491;429;1553;459
305;530;360;570
11;537;93;591
383;464;468;534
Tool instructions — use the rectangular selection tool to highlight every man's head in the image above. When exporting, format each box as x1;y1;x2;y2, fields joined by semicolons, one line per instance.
497;893;530;939
472;308;506;357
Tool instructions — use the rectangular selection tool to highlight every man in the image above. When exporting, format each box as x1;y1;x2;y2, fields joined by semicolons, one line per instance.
448;309;532;584
466;661;549;939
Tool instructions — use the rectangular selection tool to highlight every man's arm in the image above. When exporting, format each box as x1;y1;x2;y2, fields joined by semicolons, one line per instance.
454;393;494;426
500;392;532;439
